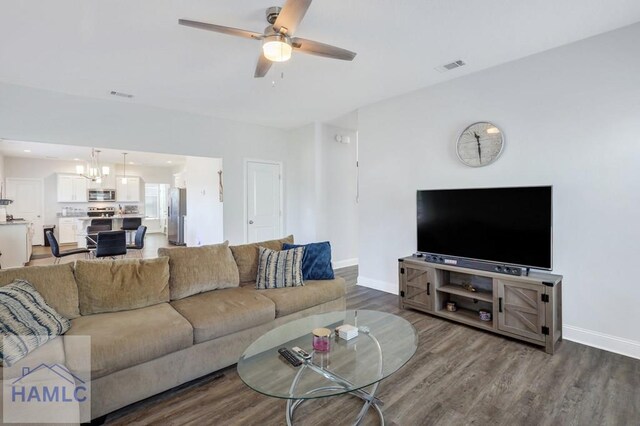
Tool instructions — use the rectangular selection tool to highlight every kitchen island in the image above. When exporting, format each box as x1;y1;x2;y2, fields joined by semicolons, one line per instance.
71;215;145;248
0;220;33;268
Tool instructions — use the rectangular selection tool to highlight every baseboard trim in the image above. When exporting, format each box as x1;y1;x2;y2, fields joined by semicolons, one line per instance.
333;258;359;269
563;325;640;360
357;276;398;295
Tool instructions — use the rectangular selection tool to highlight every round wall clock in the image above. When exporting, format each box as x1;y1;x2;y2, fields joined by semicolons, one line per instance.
456;122;504;167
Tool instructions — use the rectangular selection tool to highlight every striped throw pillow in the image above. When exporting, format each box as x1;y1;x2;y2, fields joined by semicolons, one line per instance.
256;246;305;289
0;280;71;366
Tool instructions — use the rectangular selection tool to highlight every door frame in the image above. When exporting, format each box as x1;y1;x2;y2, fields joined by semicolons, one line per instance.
5;177;45;246
244;159;284;244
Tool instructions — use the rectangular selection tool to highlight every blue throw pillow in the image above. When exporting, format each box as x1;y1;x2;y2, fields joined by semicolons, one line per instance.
283;241;335;280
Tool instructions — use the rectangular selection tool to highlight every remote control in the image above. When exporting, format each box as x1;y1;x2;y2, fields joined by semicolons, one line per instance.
278;347;302;367
291;346;312;360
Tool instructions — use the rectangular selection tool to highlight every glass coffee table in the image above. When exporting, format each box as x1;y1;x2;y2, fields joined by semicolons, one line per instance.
237;310;418;425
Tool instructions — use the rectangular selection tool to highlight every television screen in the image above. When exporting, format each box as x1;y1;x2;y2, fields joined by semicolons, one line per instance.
417;186;552;269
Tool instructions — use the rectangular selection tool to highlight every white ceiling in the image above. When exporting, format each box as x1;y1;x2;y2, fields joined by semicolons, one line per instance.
0;139;186;167
1;1;639;128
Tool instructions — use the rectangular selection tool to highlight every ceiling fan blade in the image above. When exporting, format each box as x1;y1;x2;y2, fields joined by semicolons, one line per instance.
291;38;357;61
273;0;312;36
254;54;273;78
179;19;263;40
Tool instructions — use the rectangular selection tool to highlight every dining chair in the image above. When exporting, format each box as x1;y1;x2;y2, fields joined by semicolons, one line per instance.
90;218;113;229
86;225;111;249
121;218;142;244
46;231;90;264
126;225;147;258
95;230;127;259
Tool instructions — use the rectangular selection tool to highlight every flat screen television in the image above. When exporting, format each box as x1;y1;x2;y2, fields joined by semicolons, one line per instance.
417;186;552;270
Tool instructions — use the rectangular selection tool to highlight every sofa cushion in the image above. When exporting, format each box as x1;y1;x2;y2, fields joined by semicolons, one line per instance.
0;280;71;366
256;277;346;317
230;235;294;283
283;241;335;280
64;303;193;379
158;242;240;300
256;246;305;289
170;287;275;344
74;257;170;315
0;263;80;319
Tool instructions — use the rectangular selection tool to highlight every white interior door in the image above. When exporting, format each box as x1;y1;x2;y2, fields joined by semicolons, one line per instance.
6;178;44;246
246;161;282;243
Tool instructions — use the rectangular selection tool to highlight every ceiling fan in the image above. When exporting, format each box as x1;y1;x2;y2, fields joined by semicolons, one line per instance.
179;0;357;78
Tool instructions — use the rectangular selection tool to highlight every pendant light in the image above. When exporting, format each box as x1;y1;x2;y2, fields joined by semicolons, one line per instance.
121;153;128;185
77;148;110;181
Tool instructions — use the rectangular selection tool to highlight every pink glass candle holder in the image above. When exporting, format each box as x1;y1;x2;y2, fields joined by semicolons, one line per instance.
312;328;331;352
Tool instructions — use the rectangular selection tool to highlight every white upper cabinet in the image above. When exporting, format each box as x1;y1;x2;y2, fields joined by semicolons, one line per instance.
57;174;88;202
116;176;142;202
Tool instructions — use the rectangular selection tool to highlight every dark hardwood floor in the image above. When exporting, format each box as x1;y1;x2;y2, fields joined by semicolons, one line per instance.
105;267;640;425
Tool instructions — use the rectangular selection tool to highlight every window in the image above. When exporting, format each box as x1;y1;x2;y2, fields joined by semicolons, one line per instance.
145;184;160;219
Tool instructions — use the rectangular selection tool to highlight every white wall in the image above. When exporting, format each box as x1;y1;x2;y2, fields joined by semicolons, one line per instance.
182;156;224;246
357;23;640;358
285;120;359;266
114;164;174;185
0;83;292;244
317;122;358;267
0;151;5;198
286;124;317;244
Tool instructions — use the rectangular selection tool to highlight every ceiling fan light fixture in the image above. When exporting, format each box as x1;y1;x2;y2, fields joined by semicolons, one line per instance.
262;35;292;62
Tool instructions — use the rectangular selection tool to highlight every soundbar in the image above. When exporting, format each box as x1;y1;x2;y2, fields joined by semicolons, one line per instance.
414;253;529;276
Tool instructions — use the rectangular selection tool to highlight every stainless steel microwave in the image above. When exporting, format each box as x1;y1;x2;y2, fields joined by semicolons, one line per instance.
88;189;116;202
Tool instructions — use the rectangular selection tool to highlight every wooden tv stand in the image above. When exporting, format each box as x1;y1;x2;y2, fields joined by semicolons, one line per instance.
398;256;562;354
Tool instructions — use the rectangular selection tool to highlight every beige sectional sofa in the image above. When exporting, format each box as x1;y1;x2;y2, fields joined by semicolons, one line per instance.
0;236;346;420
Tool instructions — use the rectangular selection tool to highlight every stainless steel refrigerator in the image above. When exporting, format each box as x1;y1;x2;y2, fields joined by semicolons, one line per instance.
168;188;186;245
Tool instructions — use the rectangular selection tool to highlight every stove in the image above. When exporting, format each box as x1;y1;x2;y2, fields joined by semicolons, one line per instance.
87;207;116;217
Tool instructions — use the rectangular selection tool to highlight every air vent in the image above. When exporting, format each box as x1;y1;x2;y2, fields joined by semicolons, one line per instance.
435;60;466;73
110;90;134;99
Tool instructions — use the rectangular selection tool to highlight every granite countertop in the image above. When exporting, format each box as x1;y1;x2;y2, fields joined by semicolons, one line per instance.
0;220;31;226
72;214;146;220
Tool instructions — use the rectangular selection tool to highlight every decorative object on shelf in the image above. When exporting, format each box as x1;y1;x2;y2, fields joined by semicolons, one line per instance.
446;302;458;312
462;282;477;292
76;148;110;183
312;327;331;352
218;170;224;202
456;122;504;167
478;309;492;322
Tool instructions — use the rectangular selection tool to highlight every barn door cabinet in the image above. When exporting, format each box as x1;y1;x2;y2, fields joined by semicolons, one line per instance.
399;256;562;354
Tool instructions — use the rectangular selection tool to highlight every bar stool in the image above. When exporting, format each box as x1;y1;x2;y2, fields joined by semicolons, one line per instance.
91;219;113;229
121;218;142;245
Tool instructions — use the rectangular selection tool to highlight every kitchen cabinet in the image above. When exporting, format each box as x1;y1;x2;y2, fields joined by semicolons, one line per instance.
116;177;142;202
58;217;78;244
0;222;33;268
57;174;88;202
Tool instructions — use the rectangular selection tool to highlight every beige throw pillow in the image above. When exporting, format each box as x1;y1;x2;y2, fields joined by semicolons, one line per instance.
158;241;240;300
74;257;170;315
230;235;294;283
0;263;80;319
